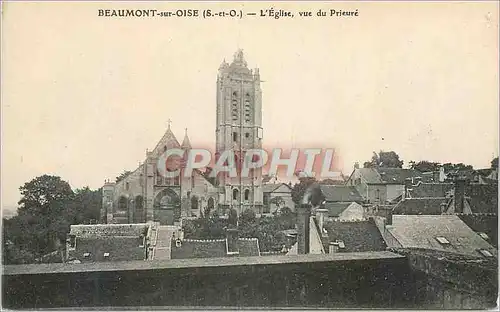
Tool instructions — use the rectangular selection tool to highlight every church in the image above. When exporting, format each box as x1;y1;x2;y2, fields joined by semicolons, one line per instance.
101;50;265;225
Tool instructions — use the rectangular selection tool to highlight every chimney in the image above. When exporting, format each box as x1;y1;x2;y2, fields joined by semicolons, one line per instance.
226;228;239;254
297;204;312;255
315;208;328;237
404;178;412;199
454;178;467;214
354;162;360;170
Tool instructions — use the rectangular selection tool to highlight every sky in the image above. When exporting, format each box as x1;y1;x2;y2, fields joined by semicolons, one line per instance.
2;1;499;210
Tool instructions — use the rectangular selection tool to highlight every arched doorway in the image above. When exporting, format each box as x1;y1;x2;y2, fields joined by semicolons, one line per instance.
134;195;145;223
116;196;129;224
154;189;180;225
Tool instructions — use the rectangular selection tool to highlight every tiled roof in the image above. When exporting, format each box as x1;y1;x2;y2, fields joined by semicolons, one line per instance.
68;237;146;262
388;215;497;257
322;219;387;253
319;185;363;202
393;198;448;215
376;168;423;184
356;168;383;184
355;168;423;185
170;239;227;259
408;182;453;198
69;224;149;237
457;214;498;248
466;184;498;214
324;202;352;217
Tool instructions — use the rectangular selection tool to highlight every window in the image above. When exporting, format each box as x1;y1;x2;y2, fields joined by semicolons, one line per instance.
83;252;90;257
233;188;239;200
191;196;198;210
233;132;238;142
125;182;130;191
435;236;450;245
263;194;270;205
245;132;250;138
103;252;110;258
478;249;494;257
244;189;250;201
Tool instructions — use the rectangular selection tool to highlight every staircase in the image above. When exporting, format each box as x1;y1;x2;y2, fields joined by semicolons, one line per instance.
152;225;178;260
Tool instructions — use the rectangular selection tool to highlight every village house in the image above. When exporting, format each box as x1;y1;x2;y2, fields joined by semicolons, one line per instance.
345;166;425;204
316;185;366;221
262;183;295;215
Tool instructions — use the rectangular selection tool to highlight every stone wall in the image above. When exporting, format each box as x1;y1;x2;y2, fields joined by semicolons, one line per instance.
3;255;414;309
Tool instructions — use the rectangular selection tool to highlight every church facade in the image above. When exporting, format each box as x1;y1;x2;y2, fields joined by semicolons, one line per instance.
100;50;264;225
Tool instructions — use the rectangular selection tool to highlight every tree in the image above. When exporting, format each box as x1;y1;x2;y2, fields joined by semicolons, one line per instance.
409;160;441;172
239;209;256;226
491;157;498;169
3;175;103;264
364;150;404;168
269;196;285;210
291;177;324;206
442;163;473;172
115;170;132;183
67;187;102;225
228;208;238;227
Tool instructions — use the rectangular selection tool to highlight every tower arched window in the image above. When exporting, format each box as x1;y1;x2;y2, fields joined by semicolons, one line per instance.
244;189;250;201
233;188;239;200
191;196;198;210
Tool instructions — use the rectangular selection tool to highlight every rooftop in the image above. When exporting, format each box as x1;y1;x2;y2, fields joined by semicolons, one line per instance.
320;185;363;202
393;197;448;215
322;219;387;253
388;215;497;257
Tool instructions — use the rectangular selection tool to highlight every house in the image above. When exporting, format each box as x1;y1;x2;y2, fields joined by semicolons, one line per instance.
346;167;424;204
317;185;365;221
262;183;295;215
393;178;490;215
67;224;152;263
386;215;497;258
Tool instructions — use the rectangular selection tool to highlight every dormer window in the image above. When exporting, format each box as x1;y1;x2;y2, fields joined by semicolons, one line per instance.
478;232;489;240
478;249;494;257
338;240;345;249
435;236;450;245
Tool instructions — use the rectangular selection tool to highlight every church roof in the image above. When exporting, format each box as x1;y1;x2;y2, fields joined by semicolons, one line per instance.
152;123;181;156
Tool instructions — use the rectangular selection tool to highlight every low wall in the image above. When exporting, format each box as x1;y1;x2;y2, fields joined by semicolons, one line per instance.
3;252;415;309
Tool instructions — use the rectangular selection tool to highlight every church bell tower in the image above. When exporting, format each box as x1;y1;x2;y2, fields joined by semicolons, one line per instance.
215;50;263;215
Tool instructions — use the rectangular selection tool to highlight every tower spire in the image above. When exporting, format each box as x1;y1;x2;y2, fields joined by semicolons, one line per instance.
181;127;192;149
